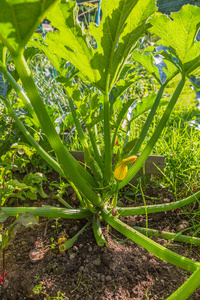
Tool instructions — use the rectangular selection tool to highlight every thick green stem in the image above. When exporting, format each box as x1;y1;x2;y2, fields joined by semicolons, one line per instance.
119;76;185;189
59;221;91;251
54;195;73;209
67;96;102;179
113;182;119;208
103;92;112;183
84;146;103;181
93;214;108;246
0;66;39;125
87;126;104;170
67;96;103;172
116;191;200;216
1;96;65;178
0;46;6;66
131;84;165;155
2;95;88;204
101;208;200;272
167;268;200;300
13;54;102;207
111;97;137;149
69;181;84;207
134;226;200;246
68;96;88;148
103;3;128;181
1;206;92;219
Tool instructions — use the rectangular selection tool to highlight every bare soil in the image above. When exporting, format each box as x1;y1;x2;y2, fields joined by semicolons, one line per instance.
1;176;200;300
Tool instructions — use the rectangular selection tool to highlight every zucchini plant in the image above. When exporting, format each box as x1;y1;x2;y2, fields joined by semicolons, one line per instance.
0;1;200;298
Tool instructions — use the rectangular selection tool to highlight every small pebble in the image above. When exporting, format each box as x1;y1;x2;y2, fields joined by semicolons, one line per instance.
142;255;147;262
93;258;101;266
73;246;78;252
101;274;105;282
106;275;112;282
176;220;189;231
79;266;85;272
127;219;137;227
152;212;165;221
69;253;76;260
163;198;170;203
101;254;111;266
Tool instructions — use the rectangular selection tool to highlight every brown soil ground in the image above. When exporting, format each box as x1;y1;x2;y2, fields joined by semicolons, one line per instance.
1;176;200;300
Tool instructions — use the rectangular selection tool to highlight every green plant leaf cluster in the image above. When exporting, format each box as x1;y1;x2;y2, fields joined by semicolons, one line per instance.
0;0;58;54
1;1;200;298
5;172;47;203
149;5;200;75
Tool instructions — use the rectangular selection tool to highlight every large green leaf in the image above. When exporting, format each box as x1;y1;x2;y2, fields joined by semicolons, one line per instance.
28;36;64;75
132;48;179;84
42;0;156;92
128;94;169;122
89;0;145;90
110;68;140;102
0;0;59;54
106;0;157;90
45;1;99;86
149;5;200;73
90;0;156;91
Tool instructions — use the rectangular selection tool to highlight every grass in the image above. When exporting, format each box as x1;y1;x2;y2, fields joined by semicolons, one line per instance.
150;78;200;197
119;75;200;197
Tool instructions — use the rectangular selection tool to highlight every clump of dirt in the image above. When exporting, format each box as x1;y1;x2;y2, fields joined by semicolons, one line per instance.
1;180;200;299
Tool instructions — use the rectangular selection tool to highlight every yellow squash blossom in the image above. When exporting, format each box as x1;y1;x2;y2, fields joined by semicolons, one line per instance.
114;155;137;181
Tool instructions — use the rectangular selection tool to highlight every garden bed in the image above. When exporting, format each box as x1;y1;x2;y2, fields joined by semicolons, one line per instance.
1;176;200;300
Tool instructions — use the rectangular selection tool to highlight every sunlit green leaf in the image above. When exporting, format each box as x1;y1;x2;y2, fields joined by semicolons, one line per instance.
132;49;179;84
0;0;59;54
26;190;37;200
45;1;99;86
122;138;138;155
40;0;156;92
149;5;200;73
129;94;169;122
90;0;156;91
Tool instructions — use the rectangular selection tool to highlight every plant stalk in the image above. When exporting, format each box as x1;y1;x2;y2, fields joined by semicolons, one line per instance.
92;214;108;246
86;126;104;170
1;206;92;219
13;54;102;207
111;97;137;149
1;95;65;178
67;96;88;148
167;268;200;300
0;66;39;125
131;84;165;155
134;226;200;246
101;208;200;272
59;221;91;251
103;92;112;183
116;190;200;216
119;76;185;188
